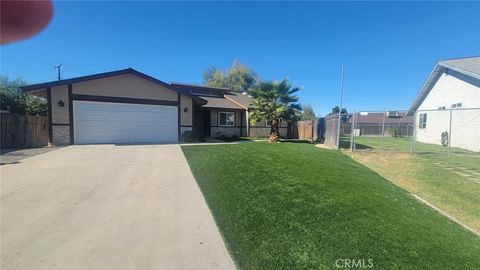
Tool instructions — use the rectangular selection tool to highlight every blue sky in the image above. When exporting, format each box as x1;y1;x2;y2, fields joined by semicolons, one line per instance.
1;1;479;116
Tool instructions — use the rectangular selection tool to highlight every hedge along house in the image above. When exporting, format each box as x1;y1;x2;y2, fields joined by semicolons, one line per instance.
22;68;286;145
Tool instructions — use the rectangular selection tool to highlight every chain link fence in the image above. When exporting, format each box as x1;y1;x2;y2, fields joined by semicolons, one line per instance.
322;108;480;158
413;108;480;157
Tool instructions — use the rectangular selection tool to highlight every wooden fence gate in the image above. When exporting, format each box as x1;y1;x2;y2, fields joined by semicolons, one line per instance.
324;114;339;148
1;113;49;148
297;120;313;141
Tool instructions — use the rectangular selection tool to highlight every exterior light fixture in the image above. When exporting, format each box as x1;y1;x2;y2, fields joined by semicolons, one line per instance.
58;100;64;107
184;107;188;113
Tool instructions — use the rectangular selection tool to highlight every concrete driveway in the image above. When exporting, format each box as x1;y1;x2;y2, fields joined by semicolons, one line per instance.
1;145;235;270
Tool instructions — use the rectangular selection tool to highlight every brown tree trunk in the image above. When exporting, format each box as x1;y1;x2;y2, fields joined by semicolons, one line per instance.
269;119;280;143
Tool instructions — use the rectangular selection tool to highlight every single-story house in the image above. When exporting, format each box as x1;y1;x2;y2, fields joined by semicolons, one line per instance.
21;68;288;145
346;112;413;136
408;56;480;152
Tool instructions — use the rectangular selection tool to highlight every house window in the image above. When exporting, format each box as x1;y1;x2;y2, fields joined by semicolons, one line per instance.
418;113;427;129
451;103;462;108
211;90;222;96
219;112;235;126
190;88;223;97
438;106;446;110
191;88;211;95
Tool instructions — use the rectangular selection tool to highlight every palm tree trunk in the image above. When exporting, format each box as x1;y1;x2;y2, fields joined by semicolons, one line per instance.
269;119;280;143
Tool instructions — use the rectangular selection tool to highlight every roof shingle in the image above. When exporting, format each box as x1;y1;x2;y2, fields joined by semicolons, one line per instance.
199;96;245;110
438;57;480;77
224;92;253;109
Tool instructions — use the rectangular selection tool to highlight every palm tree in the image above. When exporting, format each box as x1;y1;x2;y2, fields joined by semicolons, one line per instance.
249;80;302;142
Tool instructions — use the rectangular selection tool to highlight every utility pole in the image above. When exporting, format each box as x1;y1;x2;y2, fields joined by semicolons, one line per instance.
54;64;62;80
336;65;345;149
381;111;386;151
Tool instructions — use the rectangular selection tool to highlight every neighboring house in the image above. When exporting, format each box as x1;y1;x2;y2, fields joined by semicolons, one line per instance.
408;56;480;152
21;68;286;145
347;112;413;136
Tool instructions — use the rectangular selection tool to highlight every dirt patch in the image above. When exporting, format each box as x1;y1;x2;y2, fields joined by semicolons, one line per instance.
349;151;420;193
315;143;335;150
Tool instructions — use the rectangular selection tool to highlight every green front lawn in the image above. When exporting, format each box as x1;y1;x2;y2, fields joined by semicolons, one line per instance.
345;136;480;233
182;143;480;269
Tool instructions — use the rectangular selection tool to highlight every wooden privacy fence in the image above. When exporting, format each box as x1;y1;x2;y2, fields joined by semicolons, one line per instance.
287;122;299;139
1;113;49;148
297;120;314;141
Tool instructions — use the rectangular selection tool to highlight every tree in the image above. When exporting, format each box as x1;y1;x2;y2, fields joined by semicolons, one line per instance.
0;76;47;116
328;106;348;122
249;79;302;143
203;59;257;92
225;60;257;93
25;95;48;116
203;67;226;88
301;105;316;121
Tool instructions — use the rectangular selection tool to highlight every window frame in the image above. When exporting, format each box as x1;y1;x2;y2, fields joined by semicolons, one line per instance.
218;111;235;127
190;88;223;97
418;113;427;129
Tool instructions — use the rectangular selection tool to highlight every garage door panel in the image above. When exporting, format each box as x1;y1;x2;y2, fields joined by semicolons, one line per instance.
73;101;178;144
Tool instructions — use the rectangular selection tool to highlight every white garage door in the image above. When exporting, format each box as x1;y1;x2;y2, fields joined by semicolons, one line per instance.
73;101;178;144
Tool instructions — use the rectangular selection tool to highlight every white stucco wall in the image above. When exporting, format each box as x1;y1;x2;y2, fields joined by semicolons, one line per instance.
415;71;480;152
417;71;480;110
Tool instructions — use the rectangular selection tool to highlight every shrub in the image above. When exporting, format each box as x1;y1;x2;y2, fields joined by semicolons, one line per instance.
182;130;197;142
389;127;402;137
216;134;241;142
0;76;47;116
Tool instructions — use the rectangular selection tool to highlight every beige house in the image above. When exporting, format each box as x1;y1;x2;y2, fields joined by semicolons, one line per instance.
22;68;287;145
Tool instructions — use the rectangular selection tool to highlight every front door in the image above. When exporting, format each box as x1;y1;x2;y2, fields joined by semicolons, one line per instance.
194;108;210;141
204;110;211;137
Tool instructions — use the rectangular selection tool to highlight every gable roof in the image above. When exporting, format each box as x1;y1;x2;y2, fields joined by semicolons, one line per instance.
170;82;254;109
170;82;231;92
438;57;480;79
199;96;245;110
20;68;206;104
224;92;253;109
408;56;480;114
21;68;169;91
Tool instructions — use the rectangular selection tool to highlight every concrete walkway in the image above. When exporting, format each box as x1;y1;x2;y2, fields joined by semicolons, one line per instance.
1;145;235;270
